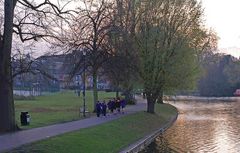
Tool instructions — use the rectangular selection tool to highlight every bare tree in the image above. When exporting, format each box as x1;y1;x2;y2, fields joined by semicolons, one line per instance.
59;0;114;111
105;0;139;101
0;0;71;132
102;54;138;98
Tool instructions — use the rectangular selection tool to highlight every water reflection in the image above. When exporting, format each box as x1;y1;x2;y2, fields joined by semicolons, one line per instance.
141;100;240;153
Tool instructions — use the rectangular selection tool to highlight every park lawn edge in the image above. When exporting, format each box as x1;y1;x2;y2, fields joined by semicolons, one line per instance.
15;91;116;129
9;103;178;153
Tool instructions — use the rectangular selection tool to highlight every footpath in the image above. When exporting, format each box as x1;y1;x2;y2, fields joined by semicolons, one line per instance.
0;97;146;152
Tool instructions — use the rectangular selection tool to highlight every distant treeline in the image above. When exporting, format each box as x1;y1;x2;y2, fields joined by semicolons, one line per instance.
198;53;240;97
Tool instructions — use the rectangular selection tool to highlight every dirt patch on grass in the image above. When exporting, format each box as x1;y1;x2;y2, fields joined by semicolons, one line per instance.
64;108;78;112
31;108;58;113
31;108;78;113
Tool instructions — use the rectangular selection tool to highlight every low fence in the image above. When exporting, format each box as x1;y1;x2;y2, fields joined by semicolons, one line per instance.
13;90;41;97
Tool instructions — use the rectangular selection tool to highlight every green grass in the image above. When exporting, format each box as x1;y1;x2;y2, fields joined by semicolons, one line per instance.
10;104;177;153
15;91;115;129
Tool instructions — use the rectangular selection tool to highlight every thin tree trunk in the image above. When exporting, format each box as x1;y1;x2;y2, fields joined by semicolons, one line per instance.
92;70;98;112
157;90;164;104
115;82;119;98
116;90;119;98
125;90;130;101
124;84;134;103
0;0;16;132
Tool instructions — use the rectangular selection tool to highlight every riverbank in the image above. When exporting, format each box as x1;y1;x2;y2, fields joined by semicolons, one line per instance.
8;103;177;153
165;95;240;102
120;110;177;153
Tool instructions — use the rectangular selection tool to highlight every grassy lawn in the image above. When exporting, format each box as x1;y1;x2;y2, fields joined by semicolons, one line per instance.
10;104;177;153
15;91;115;129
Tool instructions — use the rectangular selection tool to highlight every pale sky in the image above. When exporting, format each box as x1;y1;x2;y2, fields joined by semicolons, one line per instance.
201;0;240;57
17;0;240;57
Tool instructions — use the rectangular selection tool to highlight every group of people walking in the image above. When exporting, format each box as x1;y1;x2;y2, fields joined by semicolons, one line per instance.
96;97;126;117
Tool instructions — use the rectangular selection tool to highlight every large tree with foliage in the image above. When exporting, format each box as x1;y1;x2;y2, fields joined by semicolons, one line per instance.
0;0;69;132
135;0;215;113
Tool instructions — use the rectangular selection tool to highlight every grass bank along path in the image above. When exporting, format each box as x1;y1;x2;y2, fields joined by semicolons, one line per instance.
2;97;177;153
15;91;115;129
0;96;145;152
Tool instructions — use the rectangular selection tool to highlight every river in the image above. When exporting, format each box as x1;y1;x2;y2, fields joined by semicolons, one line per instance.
141;99;240;153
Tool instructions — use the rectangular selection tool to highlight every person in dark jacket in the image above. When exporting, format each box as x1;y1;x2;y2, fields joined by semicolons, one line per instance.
101;101;107;116
107;100;113;113
116;97;121;113
96;101;101;117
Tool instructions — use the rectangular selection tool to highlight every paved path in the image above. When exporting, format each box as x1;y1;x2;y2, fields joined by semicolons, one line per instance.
0;97;146;152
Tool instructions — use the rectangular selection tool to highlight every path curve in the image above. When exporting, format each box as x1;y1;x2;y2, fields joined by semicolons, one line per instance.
0;97;146;152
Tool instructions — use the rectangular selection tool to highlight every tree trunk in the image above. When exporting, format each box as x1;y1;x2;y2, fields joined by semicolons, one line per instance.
0;67;16;133
0;0;16;133
116;90;119;98
92;70;98;112
146;93;156;113
122;82;133;102
157;90;164;104
115;83;119;98
147;100;155;113
124;88;134;103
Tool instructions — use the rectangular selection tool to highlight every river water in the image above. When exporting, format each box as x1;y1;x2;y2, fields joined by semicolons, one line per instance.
142;100;240;153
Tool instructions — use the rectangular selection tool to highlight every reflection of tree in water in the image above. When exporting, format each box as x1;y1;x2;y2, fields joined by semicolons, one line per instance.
140;134;177;153
141;101;240;153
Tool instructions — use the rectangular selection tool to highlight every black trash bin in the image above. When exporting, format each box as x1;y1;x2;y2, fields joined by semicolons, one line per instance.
20;111;30;126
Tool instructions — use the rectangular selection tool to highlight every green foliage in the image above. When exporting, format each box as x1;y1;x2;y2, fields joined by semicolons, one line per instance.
135;0;205;106
10;104;177;153
224;59;240;85
126;99;136;105
198;54;240;97
164;44;200;92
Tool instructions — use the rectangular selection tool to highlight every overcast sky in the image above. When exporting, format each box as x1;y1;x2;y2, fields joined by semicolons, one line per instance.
201;0;240;57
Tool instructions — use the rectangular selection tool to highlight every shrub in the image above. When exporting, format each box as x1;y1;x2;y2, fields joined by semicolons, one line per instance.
127;99;136;105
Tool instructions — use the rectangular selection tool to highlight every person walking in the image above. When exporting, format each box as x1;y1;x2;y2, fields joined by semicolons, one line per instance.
120;99;126;114
116;97;121;113
96;101;101;117
102;101;107;117
107;100;113;113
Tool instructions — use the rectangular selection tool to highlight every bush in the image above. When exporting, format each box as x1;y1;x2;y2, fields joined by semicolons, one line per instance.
105;89;113;92
127;99;136;105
